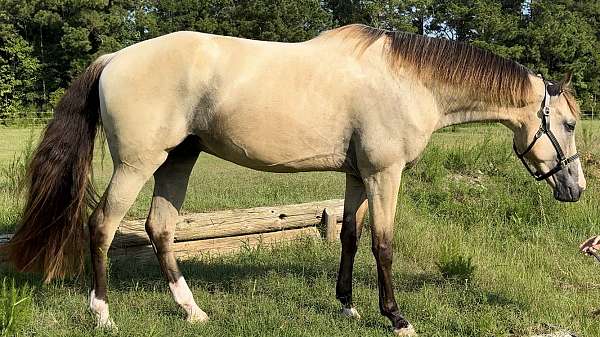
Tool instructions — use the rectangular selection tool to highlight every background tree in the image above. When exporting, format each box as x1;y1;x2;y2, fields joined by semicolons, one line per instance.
0;0;598;117
523;0;600;111
0;11;40;119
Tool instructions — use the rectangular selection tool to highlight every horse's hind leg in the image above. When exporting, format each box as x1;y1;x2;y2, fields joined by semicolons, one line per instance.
336;174;368;319
89;152;168;328
144;139;208;322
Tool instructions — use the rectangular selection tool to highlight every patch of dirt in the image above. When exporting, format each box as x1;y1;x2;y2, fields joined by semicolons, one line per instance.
511;323;579;337
449;170;487;189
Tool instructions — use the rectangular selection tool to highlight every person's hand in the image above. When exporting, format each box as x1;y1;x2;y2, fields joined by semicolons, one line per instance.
580;236;600;255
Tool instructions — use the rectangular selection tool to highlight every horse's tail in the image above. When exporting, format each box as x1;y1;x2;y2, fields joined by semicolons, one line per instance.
4;55;112;283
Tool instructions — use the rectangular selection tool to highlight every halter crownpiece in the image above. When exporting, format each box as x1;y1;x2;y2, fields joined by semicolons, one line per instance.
513;81;580;181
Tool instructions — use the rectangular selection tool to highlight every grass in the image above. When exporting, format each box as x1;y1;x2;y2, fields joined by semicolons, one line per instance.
0;122;599;336
0;278;32;337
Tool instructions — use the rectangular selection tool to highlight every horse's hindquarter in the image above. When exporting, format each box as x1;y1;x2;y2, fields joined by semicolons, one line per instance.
99;32;215;164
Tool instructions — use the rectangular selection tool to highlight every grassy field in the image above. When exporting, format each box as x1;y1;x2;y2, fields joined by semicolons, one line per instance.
1;122;600;337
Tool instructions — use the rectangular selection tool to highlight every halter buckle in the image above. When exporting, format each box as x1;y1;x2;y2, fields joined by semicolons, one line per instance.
542;106;550;116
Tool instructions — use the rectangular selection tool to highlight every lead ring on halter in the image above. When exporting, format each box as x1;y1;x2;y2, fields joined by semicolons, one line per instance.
512;81;580;181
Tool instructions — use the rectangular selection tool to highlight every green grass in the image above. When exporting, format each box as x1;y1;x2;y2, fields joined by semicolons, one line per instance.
1;122;600;336
0;278;32;337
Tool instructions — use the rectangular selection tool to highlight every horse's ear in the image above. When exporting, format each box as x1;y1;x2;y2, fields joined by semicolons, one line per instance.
560;72;573;91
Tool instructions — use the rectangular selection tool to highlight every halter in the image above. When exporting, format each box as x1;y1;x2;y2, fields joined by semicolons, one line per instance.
512;82;579;181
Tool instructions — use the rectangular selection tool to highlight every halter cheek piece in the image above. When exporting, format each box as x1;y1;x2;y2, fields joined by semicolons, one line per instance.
512;82;579;181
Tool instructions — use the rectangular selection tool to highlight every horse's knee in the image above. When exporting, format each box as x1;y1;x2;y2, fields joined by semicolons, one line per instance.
372;241;393;264
340;216;359;249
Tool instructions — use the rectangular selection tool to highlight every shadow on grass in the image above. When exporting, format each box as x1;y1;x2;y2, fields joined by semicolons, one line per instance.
0;237;526;323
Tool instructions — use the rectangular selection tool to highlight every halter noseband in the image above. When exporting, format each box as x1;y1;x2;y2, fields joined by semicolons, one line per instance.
512;82;579;181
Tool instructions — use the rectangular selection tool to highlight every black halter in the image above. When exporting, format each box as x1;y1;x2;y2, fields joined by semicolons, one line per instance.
513;82;579;181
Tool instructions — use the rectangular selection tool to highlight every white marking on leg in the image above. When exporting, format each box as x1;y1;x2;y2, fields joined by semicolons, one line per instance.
394;324;417;336
341;306;361;319
89;289;116;329
169;276;209;322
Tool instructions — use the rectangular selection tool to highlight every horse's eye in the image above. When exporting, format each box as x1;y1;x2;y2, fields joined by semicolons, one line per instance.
564;122;576;132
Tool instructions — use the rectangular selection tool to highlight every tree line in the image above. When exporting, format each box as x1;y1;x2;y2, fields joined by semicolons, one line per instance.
1;0;598;119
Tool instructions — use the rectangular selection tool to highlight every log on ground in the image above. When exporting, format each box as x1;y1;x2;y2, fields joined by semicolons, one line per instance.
110;226;321;264
0;199;345;264
113;199;344;248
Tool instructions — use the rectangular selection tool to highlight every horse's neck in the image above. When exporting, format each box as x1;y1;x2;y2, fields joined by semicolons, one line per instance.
435;99;520;129
433;75;543;131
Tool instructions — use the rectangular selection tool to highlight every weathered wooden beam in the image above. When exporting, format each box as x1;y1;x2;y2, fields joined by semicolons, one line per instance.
110;226;320;264
113;199;344;248
0;200;345;264
322;208;338;242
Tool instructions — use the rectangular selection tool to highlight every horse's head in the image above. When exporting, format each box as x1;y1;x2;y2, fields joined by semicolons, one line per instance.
512;73;586;202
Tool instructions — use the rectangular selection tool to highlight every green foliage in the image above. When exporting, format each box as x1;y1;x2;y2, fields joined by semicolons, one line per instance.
0;11;40;118
0;0;598;118
0;278;33;337
436;251;476;282
524;0;600;112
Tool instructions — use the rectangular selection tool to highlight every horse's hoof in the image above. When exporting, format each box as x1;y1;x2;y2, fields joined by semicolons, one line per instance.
340;307;361;320
96;318;118;332
186;307;209;323
394;324;417;336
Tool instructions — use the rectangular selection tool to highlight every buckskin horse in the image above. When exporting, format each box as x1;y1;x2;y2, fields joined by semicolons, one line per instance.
5;25;585;336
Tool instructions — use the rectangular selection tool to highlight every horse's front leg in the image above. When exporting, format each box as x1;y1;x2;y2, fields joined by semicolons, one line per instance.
336;174;368;319
363;164;417;336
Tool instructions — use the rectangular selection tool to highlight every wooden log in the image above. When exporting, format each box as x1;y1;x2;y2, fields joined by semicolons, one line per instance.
110;226;320;264
322;208;338;242
0;199;345;264
0;234;9;263
113;199;344;248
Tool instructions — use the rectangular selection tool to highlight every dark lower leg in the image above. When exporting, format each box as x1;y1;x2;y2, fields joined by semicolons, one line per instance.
372;240;410;330
89;195;128;328
336;174;367;309
363;164;414;333
336;219;359;308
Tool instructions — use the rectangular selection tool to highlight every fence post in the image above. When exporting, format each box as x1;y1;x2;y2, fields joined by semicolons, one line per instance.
322;208;338;242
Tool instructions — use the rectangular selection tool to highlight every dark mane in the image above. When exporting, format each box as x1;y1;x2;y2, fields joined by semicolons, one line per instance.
327;24;534;107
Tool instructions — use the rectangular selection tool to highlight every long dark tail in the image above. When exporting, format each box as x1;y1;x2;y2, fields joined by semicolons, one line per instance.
4;56;111;283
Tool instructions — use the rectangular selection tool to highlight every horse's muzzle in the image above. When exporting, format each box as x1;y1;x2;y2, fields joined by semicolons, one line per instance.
553;183;584;202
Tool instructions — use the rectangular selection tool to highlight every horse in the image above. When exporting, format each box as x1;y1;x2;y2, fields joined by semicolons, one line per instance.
4;24;585;336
